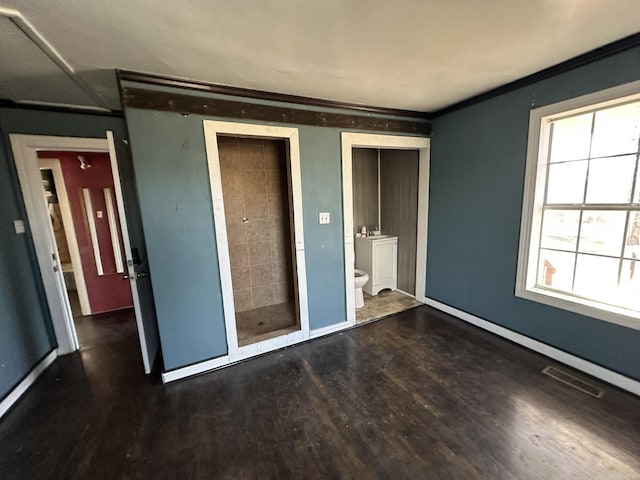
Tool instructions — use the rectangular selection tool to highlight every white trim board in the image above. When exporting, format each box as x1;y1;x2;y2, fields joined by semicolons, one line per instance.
0;350;57;419
341;133;430;327
424;297;640;397
161;355;231;383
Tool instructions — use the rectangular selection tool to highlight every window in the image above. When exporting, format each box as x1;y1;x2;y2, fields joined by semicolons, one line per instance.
517;81;640;330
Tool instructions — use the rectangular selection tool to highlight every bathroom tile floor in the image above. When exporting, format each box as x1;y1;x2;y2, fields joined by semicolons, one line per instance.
236;301;299;346
356;290;422;324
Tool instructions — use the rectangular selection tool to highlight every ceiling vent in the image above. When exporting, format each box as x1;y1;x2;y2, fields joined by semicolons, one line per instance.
0;12;107;110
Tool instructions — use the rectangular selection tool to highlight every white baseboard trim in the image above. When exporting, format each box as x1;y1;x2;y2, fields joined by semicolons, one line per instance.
162;321;355;383
310;321;351;339
162;355;230;384
0;349;57;419
424;297;640;397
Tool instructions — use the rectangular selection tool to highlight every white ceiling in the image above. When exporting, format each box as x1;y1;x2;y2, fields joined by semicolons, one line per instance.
1;0;639;113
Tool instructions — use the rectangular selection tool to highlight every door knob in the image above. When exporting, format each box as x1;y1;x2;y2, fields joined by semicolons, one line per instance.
122;274;129;280
136;272;148;278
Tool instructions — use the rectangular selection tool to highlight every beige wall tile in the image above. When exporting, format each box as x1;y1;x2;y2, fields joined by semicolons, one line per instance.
226;224;247;245
274;281;292;304
245;194;269;219
248;242;271;265
241;171;266;195
268;194;287;218
246;218;270;243
252;285;275;308
218;142;242;171
233;288;253;312
221;170;244;196
266;170;286;194
231;265;251;290
250;263;273;287
273;261;290;283
237;143;264;170
269;217;289;242
263;140;286;170
229;244;249;269
271;241;290;263
224;194;245;224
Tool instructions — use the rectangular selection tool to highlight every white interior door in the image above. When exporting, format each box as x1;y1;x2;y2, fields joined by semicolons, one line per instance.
106;131;160;374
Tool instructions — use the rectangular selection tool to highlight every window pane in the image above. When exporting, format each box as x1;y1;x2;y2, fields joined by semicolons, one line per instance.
619;259;640;310
546;161;587;204
540;210;580;251
624;211;640;259
537;249;575;292
591;101;640;158
585;156;636;204
573;254;620;305
578;211;626;256
549;113;592;163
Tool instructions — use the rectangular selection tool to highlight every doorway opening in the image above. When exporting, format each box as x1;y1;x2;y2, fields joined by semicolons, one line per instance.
352;147;423;323
217;136;300;346
341;133;430;327
204;121;309;363
10;134;155;373
38;152;134;346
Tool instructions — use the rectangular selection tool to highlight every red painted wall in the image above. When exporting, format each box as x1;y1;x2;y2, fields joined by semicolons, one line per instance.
39;151;133;314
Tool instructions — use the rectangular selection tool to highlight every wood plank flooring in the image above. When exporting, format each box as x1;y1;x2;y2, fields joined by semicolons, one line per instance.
1;306;639;479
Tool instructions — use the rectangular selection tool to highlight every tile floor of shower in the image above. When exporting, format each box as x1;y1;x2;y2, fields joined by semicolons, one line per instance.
356;290;422;324
236;302;298;346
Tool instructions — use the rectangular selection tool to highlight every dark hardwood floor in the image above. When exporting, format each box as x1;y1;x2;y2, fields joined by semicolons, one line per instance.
1;306;639;479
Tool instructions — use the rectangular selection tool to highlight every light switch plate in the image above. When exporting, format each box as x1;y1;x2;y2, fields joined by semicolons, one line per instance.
13;219;25;234
96;210;103;218
319;212;330;224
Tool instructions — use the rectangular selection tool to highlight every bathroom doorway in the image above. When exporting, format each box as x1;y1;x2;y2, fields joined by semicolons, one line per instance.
352;147;423;323
341;133;430;326
204;121;309;363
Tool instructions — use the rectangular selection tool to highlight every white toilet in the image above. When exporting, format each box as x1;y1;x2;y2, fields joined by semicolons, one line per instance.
354;269;369;308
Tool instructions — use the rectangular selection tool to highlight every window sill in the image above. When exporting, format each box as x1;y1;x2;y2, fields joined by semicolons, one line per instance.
515;286;640;331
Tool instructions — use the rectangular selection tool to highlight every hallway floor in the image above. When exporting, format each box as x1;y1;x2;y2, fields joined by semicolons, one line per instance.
1;306;639;479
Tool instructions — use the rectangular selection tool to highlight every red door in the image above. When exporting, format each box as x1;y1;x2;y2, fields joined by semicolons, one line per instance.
39;151;133;314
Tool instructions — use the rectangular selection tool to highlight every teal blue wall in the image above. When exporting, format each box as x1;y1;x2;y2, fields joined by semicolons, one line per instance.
428;47;640;381
123;84;426;371
0;107;127;401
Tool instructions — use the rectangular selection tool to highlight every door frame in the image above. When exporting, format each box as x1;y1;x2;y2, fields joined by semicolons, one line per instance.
10;134;151;372
203;120;310;363
341;132;430;325
38;158;91;316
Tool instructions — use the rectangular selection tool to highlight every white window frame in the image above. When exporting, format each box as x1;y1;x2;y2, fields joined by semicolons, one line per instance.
516;80;640;331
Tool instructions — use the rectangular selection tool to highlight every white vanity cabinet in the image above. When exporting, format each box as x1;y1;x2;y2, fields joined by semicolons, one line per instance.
355;235;398;296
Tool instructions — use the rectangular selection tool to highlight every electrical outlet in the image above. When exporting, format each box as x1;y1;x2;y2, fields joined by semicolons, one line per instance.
319;212;330;224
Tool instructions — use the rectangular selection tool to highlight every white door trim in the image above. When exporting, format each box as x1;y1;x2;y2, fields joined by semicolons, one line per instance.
203;121;310;363
341;133;431;325
38;158;91;316
10;134;151;373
